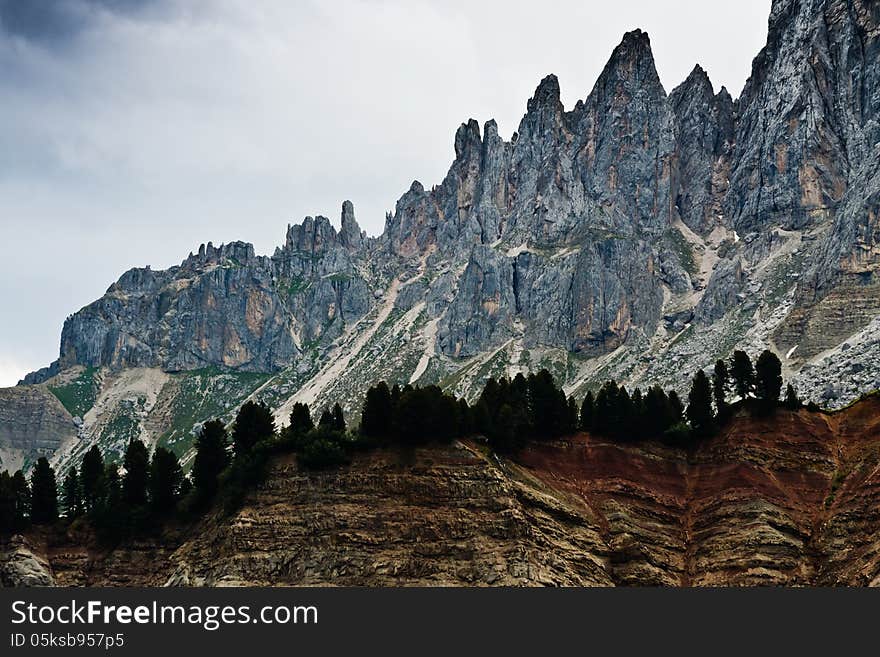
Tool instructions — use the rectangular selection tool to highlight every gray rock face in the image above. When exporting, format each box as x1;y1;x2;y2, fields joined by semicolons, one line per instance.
0;537;55;587
44;203;375;376
726;0;880;357
0;387;76;471
669;66;734;235
15;1;880;422
388;30;675;357
726;0;877;234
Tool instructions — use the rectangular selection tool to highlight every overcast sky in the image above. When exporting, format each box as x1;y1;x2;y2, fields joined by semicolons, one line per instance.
0;0;771;387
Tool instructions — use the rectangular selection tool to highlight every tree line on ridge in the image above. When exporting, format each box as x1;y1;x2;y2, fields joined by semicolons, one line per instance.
0;348;809;540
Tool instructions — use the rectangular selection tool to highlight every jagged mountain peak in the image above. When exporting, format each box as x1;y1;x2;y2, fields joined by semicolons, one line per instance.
281;201;369;255
675;63;714;98
589;28;664;98
453;118;482;159
526;73;563;115
339;200;364;251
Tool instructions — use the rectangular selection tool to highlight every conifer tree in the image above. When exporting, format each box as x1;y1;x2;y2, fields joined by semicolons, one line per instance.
80;445;105;512
288;402;314;436
148;447;183;513
579;391;595;432
122;439;150;508
668;390;685;425
493;405;518;452
594;380;620;437
232;401;275;457
11;470;29;529
331;403;346;432
62;467;81;518
616;387;633;440
731;350;756;400
644;386;673;437
755;350;783;410
567;396;579;434
92;462;125;539
630;388;648;437
525;370;570;439
360;381;393;438
472;399;492;437
511;373;529;403
192;420;229;499
687;370;715;438
30;457;58;524
784;384;801;410
391;385;459;444
318;408;334;429
103;463;122;506
0;472;15;533
0;471;29;533
478;378;501;417
712;359;730;421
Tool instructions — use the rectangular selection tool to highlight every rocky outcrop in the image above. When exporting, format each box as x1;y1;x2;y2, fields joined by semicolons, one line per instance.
0;537;55;587
389;30;675;357
24;1;877;374
669;65;734;236
518;397;880;586
43;204;376;377
31;1;874;381
727;0;878;232
6;395;880;587
0;387;76;472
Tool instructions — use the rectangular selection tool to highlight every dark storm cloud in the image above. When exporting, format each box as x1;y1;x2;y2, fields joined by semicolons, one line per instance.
0;0;157;44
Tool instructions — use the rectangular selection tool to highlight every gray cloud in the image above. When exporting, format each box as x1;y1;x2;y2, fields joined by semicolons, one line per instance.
0;0;771;386
0;0;161;44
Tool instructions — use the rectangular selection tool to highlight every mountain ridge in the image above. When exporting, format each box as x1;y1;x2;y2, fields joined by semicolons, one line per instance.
2;0;879;476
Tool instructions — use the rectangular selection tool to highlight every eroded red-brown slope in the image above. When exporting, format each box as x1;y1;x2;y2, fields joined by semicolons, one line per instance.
514;397;880;585
4;397;880;586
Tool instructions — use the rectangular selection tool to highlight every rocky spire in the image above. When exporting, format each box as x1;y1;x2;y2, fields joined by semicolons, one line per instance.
285;216;338;255
453;119;482;160
669;64;735;234
510;74;567;174
671;64;714;101
339;200;364;251
589;29;665;100
567;29;674;234
527;74;562;114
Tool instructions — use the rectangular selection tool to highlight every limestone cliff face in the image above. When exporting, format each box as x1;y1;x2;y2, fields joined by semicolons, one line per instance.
669;65;734;236
5;396;880;587
391;30;675;358
727;0;878;234
723;0;880;358
0;387;76;472
54;209;374;374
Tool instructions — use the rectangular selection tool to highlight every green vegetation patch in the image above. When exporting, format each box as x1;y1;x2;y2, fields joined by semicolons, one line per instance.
49;367;99;418
157;369;272;458
281;275;310;296
664;228;699;277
